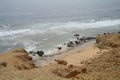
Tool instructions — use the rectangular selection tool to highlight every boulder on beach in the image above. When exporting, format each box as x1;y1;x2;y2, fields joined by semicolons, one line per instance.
29;51;44;57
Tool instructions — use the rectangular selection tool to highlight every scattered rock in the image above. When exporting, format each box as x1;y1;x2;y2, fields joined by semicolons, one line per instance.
0;61;7;67
36;51;44;57
28;56;33;61
14;63;35;70
52;67;80;78
81;68;87;73
54;59;67;65
68;64;74;68
77;51;81;53
80;60;87;64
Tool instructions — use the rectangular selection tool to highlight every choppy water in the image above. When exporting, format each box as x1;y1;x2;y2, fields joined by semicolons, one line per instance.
0;18;120;55
0;0;120;55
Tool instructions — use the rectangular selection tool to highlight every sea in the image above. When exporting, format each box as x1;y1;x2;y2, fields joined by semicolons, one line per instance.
0;0;120;55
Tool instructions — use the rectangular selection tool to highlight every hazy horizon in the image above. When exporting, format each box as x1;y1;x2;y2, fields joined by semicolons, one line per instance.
0;0;120;52
0;0;120;24
1;0;120;11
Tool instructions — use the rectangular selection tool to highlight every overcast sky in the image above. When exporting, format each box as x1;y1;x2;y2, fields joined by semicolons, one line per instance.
0;0;120;12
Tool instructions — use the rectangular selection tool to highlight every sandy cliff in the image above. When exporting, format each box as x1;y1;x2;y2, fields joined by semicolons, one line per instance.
0;48;35;72
0;33;120;80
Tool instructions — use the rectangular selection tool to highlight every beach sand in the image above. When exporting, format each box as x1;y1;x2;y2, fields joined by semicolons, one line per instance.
0;33;120;80
35;40;103;67
0;40;103;80
55;41;102;66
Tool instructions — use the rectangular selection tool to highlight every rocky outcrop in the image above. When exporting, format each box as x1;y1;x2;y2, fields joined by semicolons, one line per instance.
96;33;120;49
0;48;36;71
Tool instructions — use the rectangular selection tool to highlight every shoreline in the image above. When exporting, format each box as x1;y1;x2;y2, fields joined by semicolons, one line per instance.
33;40;97;67
0;39;106;79
0;40;104;67
0;33;119;80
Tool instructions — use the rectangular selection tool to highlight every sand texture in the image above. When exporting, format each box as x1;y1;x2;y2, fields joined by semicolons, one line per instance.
0;33;120;80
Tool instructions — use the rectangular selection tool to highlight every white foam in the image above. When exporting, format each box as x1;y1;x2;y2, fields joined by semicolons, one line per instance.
45;49;58;55
45;44;68;56
34;19;120;35
43;38;48;41
1;19;120;37
0;25;7;29
22;40;40;51
0;29;31;37
58;19;120;30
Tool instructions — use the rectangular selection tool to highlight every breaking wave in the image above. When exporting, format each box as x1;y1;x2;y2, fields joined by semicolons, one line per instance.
0;18;120;53
0;19;120;37
0;29;31;37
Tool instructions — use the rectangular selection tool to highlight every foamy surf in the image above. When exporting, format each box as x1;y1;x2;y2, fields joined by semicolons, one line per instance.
0;19;120;37
51;19;120;30
0;18;120;54
0;29;31;37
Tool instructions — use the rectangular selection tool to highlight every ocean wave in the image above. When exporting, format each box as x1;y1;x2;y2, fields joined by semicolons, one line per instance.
0;18;120;54
56;19;120;30
29;18;120;33
0;29;31;37
0;19;120;37
0;25;7;29
22;40;40;51
34;18;120;35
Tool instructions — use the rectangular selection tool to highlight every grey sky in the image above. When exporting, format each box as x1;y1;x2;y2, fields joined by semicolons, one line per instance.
0;0;120;24
0;0;120;23
0;0;120;12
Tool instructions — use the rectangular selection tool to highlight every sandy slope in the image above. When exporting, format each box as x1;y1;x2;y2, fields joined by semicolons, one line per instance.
0;41;103;80
0;33;119;80
56;41;102;66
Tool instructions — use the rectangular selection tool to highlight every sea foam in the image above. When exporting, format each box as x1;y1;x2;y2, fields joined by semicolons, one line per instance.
0;19;120;37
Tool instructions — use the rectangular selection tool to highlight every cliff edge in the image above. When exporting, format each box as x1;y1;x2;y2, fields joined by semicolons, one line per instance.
0;48;36;72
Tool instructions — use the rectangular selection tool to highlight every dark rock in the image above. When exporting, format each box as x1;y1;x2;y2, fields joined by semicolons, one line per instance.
75;40;80;45
28;56;33;61
86;37;96;40
68;64;74;68
36;51;44;57
67;41;75;47
14;62;36;70
29;51;34;54
81;68;87;73
52;68;80;78
0;61;7;67
74;34;80;37
57;47;62;50
103;33;107;35
55;59;67;65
